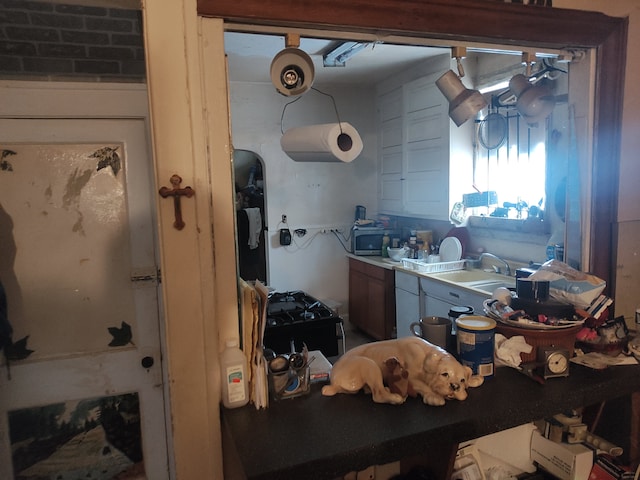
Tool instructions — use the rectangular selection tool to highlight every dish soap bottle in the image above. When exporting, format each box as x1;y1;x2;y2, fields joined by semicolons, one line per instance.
220;339;249;408
381;233;390;257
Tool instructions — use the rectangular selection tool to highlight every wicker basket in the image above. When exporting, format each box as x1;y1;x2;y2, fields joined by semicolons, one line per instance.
495;322;582;363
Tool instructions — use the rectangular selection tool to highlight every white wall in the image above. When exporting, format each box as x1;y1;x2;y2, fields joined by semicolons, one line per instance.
229;82;377;307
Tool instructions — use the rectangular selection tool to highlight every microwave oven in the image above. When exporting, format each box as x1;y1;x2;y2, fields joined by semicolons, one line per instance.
352;227;398;256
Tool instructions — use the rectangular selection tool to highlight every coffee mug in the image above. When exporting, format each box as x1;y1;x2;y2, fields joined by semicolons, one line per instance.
410;316;452;349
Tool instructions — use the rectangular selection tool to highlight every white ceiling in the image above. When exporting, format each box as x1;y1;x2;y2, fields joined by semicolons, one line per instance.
224;32;449;86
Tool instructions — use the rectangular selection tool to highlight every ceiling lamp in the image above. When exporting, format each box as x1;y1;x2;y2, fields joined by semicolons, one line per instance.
270;33;315;96
436;47;488;127
509;52;556;126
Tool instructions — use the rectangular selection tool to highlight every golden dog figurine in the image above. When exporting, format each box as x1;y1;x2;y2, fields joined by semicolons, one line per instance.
322;337;484;406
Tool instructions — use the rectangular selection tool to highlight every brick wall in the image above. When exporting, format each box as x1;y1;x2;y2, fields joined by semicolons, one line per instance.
0;0;145;82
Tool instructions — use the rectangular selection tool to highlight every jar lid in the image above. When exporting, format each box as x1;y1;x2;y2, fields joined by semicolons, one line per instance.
456;316;496;331
448;306;474;318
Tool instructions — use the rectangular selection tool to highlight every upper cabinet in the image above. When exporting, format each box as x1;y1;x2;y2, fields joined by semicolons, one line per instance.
379;86;404;213
377;55;475;221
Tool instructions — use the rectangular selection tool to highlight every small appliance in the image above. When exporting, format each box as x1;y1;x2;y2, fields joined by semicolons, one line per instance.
352;226;399;256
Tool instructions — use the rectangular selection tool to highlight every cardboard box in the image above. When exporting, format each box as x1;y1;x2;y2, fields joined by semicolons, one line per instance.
530;431;594;480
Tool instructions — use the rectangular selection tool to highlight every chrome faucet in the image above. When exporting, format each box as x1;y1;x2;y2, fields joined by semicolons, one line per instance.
479;252;512;276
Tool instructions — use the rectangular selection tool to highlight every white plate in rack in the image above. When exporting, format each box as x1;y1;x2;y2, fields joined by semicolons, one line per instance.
439;237;463;262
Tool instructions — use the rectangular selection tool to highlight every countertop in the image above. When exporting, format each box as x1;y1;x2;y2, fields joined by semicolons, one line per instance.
221;362;640;480
346;254;514;295
346;253;398;270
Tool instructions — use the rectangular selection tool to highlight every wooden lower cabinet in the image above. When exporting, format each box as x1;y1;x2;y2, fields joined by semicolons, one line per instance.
348;258;395;340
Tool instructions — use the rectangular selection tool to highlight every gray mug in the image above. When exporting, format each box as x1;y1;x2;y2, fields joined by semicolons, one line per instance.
410;316;452;349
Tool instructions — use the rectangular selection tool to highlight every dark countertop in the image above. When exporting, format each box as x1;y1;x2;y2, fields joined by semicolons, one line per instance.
221;362;640;480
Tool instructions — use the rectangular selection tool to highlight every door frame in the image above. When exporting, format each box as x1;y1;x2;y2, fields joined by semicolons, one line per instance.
139;1;627;476
0;80;174;479
196;0;626;301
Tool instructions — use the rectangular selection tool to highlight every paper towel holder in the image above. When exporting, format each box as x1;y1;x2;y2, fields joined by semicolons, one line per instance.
270;34;315;97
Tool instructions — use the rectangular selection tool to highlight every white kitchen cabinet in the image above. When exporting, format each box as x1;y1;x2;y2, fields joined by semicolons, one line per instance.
395;270;422;338
376;56;475;220
420;277;489;319
379;87;404;213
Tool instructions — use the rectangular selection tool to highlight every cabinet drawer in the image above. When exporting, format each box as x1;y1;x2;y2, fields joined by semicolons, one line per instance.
420;278;489;314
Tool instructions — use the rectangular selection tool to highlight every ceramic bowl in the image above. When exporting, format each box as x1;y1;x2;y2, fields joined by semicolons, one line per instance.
387;246;408;262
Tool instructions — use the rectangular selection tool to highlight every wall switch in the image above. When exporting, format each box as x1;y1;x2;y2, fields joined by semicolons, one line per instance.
279;228;291;246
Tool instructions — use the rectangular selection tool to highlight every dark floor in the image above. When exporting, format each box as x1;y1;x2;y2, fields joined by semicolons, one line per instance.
344;321;375;351
327;320;376;364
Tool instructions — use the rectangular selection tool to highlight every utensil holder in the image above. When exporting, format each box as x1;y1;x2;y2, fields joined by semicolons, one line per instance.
269;364;310;400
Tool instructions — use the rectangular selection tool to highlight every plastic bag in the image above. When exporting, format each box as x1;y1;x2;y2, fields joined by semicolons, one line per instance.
528;260;605;308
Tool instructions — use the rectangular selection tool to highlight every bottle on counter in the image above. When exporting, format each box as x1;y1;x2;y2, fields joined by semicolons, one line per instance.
409;232;418;259
220;338;249;408
381;233;390;257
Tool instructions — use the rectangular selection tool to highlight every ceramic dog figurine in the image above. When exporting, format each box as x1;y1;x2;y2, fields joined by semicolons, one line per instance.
322;337;484;406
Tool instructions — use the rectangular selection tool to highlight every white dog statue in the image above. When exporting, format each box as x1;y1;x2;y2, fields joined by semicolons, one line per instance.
322;337;484;406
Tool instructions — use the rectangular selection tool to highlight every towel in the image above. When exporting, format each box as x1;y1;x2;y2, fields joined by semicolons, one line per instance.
495;334;532;368
244;207;262;250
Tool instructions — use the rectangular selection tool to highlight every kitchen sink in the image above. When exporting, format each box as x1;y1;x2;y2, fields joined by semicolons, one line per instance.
429;268;516;293
430;269;503;284
397;262;516;295
469;280;516;293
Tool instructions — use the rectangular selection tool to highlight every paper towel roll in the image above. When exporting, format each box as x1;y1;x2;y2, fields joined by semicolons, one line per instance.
280;122;363;163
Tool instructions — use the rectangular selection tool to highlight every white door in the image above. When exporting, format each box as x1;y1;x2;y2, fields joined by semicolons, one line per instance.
0;103;169;479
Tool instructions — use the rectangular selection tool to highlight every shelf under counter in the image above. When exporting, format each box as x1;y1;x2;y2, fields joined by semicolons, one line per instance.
221;363;640;480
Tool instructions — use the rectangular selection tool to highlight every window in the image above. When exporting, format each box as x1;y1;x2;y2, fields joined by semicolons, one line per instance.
472;110;547;219
468;57;566;221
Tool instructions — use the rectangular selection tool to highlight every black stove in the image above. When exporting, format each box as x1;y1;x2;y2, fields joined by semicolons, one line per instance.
264;291;344;357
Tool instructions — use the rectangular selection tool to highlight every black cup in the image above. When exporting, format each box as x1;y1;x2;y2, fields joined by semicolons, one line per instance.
516;278;549;302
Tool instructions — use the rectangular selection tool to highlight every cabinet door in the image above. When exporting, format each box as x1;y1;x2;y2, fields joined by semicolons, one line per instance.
423;295;456;319
403;74;450;219
349;267;370;333
395;288;421;338
349;259;395;341
366;275;389;340
379;88;404;214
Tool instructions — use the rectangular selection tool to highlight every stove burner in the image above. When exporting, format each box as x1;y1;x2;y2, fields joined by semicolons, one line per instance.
267;290;336;325
264;290;344;356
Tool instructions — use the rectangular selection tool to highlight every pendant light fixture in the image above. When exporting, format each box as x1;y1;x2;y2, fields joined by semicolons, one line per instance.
436;47;488;127
270;33;315;96
509;52;556;126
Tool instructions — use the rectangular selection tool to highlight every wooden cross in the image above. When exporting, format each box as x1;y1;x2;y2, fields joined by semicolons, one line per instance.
158;174;195;230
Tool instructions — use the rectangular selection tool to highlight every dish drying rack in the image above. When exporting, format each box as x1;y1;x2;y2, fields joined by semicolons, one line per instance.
401;258;466;274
